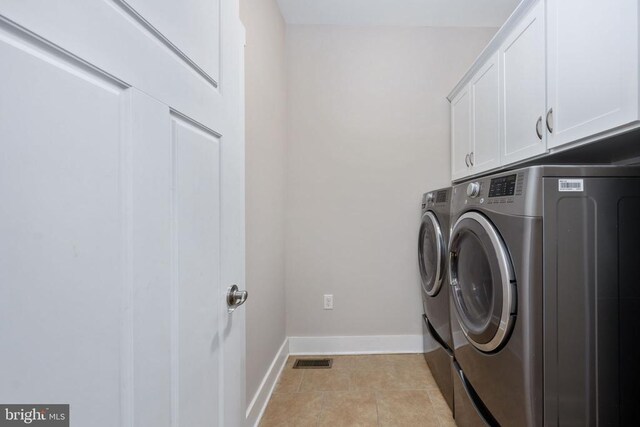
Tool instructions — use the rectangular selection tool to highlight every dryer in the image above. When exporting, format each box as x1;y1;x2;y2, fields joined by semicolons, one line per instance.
419;187;454;411
449;165;640;427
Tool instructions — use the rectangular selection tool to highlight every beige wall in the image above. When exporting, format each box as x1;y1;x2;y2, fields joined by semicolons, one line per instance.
239;0;288;405
285;26;496;337
240;5;496;410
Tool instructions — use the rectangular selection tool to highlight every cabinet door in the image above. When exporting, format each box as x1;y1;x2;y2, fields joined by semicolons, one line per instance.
471;52;501;175
451;85;472;181
547;0;639;149
501;1;546;165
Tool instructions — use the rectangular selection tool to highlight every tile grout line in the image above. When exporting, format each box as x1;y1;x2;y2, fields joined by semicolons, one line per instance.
296;367;304;393
316;391;327;427
374;390;381;427
425;388;448;427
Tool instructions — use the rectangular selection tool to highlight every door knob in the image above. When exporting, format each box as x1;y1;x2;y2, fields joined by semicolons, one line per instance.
227;284;248;313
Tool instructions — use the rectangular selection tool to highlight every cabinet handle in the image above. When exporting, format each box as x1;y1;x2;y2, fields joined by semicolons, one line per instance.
536;116;543;140
465;154;470;167
546;108;554;133
469;152;474;167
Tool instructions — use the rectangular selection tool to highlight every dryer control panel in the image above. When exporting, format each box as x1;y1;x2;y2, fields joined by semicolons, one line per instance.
422;189;449;209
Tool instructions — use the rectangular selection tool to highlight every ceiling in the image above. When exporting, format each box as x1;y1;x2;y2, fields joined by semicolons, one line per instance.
276;0;520;27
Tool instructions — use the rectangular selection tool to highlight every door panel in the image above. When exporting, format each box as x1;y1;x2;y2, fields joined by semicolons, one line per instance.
120;0;221;83
0;1;230;131
173;117;222;426
501;2;546;164
546;0;639;148
0;29;124;424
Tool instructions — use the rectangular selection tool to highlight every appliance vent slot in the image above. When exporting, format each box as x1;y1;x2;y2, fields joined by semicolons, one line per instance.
292;358;333;369
516;172;525;195
436;191;447;203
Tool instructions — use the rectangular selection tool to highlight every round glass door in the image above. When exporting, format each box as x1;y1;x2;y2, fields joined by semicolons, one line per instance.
418;211;445;296
448;211;515;352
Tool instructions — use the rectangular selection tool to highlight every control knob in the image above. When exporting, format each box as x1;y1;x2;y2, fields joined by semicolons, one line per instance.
426;192;434;203
466;182;480;198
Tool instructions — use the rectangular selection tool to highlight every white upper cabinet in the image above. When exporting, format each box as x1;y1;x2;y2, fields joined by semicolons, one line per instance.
451;85;472;181
450;54;501;181
471;51;502;174
546;0;639;149
448;0;640;181
501;1;546;164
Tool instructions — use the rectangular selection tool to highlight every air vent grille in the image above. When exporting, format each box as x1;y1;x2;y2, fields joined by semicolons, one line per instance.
292;358;333;369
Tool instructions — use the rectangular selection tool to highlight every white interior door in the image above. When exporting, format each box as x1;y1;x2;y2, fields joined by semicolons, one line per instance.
0;1;245;426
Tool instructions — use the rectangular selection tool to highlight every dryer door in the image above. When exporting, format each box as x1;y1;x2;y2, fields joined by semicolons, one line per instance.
418;211;446;296
449;211;516;352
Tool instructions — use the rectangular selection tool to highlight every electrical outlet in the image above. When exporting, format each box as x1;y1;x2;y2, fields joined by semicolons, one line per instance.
323;294;334;310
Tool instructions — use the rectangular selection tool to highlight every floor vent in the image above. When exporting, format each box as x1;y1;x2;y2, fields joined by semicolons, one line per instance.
292;358;333;369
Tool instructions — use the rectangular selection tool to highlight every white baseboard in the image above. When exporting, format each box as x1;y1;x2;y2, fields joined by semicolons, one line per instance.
288;334;428;355
245;337;289;427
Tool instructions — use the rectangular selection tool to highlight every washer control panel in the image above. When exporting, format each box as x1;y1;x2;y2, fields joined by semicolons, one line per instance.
453;167;541;217
488;174;517;198
457;170;526;209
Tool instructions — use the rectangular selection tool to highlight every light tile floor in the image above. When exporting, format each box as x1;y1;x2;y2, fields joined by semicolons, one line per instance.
260;354;456;427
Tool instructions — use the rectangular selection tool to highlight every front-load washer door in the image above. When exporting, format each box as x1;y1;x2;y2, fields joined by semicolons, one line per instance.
449;211;516;353
418;211;446;296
